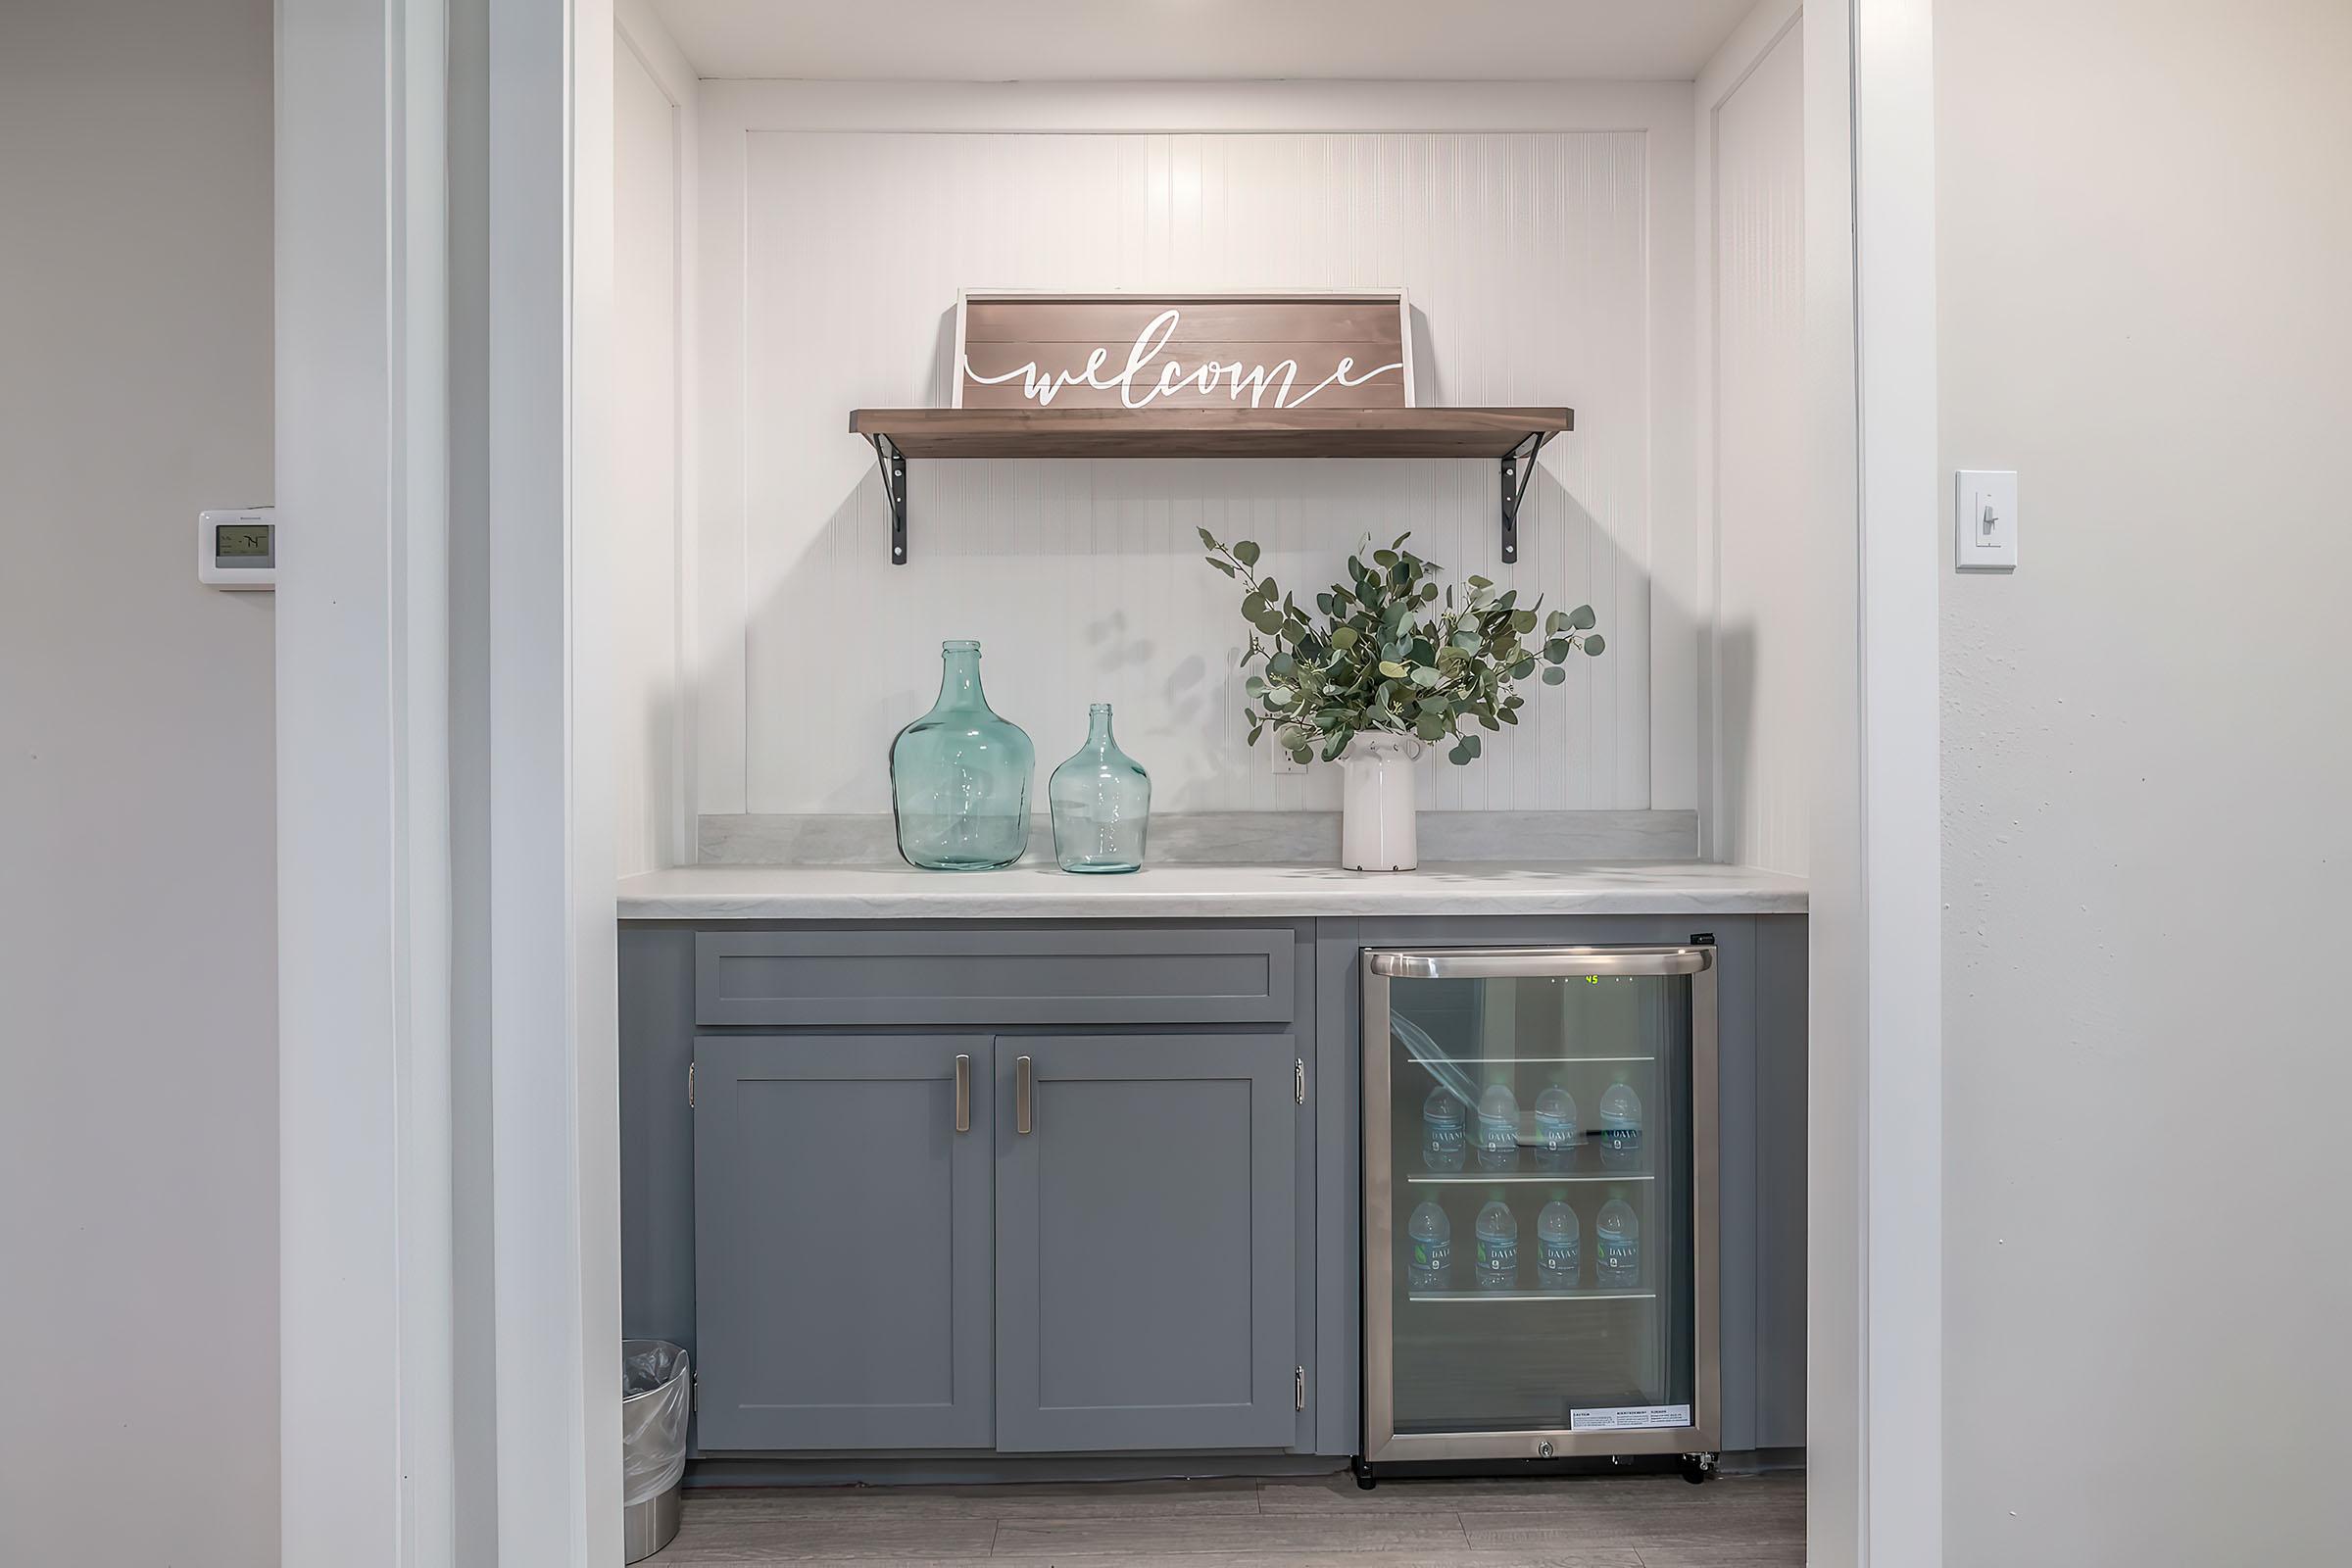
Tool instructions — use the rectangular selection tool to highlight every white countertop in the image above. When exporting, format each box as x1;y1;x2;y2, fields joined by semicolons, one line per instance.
615;860;1806;921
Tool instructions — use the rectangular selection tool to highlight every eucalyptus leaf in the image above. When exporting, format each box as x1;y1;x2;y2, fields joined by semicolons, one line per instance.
1197;529;1600;778
1584;634;1606;656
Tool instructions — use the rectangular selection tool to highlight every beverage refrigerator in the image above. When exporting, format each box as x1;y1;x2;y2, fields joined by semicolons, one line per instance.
1357;945;1720;1484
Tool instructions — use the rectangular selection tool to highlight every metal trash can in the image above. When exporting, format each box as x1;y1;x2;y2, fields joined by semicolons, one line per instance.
621;1340;690;1562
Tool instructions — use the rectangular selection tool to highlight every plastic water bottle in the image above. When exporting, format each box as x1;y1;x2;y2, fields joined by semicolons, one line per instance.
1596;1194;1640;1289
1537;1193;1581;1291
1533;1083;1579;1169
1474;1194;1519;1291
1475;1082;1520;1171
1422;1086;1468;1173
1406;1200;1453;1291
1598;1079;1643;1169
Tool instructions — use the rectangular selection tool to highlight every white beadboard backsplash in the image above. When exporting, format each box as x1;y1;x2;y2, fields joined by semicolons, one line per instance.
699;121;1672;817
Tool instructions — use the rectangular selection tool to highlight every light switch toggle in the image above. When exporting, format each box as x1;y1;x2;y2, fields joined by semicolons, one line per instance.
1955;470;2019;570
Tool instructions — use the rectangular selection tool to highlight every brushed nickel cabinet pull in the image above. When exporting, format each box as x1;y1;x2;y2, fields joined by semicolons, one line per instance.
1016;1054;1034;1136
954;1054;970;1134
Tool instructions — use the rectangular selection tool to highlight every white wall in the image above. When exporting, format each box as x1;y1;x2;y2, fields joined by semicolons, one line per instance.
613;1;698;874
695;82;1698;821
1697;3;1808;874
0;2;279;1562
1937;1;2351;1560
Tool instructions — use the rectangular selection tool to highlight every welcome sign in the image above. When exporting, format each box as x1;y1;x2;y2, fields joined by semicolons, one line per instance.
953;291;1415;412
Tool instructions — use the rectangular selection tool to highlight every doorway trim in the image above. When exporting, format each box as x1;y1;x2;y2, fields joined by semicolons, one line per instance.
274;2;1941;1563
1803;2;1945;1565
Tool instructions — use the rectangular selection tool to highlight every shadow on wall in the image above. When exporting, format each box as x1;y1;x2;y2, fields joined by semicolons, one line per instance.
1713;619;1757;867
730;448;1644;821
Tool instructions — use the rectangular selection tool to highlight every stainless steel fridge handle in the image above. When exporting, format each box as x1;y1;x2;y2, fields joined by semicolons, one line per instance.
1366;945;1715;979
1015;1055;1033;1135
954;1054;970;1134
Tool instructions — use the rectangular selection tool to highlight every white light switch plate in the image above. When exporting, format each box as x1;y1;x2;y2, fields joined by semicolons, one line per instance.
1955;469;2019;570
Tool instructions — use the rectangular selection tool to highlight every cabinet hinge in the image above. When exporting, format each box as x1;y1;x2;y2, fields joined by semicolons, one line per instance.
1295;1058;1306;1104
687;1061;696;1109
1295;1365;1307;1410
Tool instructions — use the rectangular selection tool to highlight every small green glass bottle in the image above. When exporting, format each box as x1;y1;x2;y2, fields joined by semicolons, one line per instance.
1048;703;1151;873
889;640;1035;870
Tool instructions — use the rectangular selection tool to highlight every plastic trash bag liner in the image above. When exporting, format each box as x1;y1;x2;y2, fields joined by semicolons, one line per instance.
621;1339;691;1507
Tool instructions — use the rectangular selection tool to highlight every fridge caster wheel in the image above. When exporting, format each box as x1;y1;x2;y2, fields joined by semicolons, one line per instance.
1678;1451;1719;1485
1349;1456;1377;1491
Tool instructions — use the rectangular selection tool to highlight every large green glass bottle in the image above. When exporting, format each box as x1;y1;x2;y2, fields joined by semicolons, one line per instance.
889;640;1035;870
1048;703;1152;873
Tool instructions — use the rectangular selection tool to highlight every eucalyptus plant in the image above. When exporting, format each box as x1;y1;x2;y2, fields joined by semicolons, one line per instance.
1200;529;1604;767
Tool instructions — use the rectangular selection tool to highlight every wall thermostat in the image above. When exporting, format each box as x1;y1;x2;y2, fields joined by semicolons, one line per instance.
199;507;276;590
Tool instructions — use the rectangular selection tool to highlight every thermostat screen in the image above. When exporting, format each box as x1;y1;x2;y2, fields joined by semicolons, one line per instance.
216;523;271;560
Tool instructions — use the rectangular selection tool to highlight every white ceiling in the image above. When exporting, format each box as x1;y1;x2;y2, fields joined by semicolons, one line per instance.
648;0;1757;82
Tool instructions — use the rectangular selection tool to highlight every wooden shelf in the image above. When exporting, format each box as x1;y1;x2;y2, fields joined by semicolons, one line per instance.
850;406;1570;460
850;407;1573;564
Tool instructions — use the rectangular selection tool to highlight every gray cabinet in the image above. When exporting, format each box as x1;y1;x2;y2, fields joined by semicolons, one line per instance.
994;1036;1299;1451
691;1035;994;1450
691;1027;1301;1455
619;912;1804;1470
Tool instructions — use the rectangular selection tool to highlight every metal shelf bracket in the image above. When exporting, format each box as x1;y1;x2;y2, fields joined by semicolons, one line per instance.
1499;431;1545;564
871;433;908;564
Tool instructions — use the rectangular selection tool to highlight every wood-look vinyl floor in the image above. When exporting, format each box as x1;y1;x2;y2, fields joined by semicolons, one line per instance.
647;1471;1803;1565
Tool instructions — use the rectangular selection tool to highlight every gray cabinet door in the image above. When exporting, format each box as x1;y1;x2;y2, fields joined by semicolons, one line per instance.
995;1035;1298;1451
692;1035;993;1449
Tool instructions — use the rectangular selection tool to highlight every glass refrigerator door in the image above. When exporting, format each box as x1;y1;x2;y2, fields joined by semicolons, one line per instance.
1363;947;1717;1461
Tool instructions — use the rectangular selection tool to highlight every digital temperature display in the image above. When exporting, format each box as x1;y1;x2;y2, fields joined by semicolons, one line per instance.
197;508;276;589
216;523;272;560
